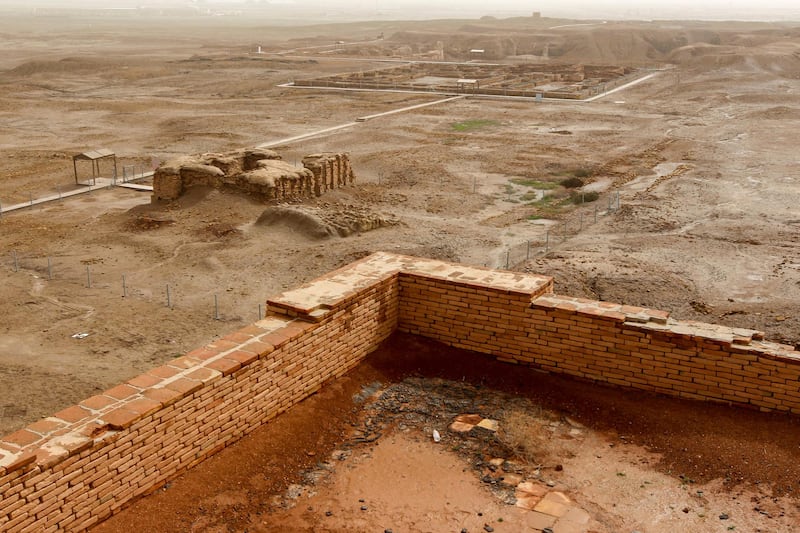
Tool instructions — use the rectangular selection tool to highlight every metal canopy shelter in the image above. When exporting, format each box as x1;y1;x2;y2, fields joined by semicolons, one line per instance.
73;149;117;185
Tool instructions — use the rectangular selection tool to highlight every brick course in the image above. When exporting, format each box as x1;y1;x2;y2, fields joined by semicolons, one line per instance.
1;252;798;531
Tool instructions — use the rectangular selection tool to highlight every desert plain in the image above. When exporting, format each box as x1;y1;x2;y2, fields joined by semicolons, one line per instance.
1;6;800;532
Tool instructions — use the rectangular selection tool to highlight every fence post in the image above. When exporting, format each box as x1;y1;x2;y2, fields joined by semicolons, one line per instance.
258;303;263;321
12;250;18;272
505;250;510;270
86;266;91;288
47;257;52;280
526;240;531;260
214;294;220;320
166;284;171;308
545;229;549;252
122;274;127;297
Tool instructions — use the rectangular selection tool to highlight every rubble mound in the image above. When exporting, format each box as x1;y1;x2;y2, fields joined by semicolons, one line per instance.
255;206;333;239
152;149;354;203
255;204;398;239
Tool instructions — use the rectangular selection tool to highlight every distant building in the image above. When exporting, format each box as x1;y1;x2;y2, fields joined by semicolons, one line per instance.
533;12;541;18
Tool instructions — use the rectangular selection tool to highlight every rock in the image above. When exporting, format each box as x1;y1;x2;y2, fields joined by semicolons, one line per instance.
476;418;499;432
483;525;494;532
450;413;483;432
325;511;333;517
719;513;730;520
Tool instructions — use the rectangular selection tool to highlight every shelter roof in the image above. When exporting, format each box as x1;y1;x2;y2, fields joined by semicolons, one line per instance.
73;149;115;161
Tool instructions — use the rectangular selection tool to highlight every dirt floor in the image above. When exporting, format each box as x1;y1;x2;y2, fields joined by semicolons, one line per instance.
1;9;800;532
91;333;800;533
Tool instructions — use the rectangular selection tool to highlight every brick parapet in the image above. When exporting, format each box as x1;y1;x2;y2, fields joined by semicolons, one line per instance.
0;264;399;532
2;253;799;532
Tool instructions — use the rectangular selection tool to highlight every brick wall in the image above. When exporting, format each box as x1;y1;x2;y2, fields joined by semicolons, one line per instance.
0;256;399;533
2;252;799;532
397;271;800;414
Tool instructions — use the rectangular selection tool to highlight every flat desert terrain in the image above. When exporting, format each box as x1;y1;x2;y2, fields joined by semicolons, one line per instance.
1;8;799;532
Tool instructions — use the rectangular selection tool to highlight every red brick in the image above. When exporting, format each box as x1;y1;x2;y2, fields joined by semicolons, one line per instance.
259;330;294;348
164;378;203;395
35;448;69;469
104;384;140;401
185;347;219;361
206;358;241;376
102;408;139;430
2;429;41;448
168;355;202;370
225;350;258;366
25;419;65;436
53;405;91;424
124;397;162;417
5;451;37;474
242;340;275;357
80;394;118;411
185;367;220;383
142;387;184;407
207;339;239;351
127;374;162;389
222;331;255;344
148;365;181;380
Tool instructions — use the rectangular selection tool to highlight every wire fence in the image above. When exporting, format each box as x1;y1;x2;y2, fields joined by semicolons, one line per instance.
3;251;266;322
496;191;621;270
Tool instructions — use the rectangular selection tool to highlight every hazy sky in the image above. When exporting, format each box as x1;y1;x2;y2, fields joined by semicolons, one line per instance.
1;0;799;21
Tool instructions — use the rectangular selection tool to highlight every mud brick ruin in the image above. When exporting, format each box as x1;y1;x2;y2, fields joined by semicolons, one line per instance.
302;152;355;197
151;149;355;203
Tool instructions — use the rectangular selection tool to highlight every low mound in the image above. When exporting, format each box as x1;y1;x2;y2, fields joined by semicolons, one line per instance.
255;207;333;239
255;205;399;239
9;57;116;76
750;106;800;120
668;42;800;76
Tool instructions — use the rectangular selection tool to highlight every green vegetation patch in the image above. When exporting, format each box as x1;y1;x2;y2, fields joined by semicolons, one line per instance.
450;119;500;132
510;178;560;189
570;191;600;204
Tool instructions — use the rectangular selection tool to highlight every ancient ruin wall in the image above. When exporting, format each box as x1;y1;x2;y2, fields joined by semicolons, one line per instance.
302;153;356;197
2;253;800;532
152;149;354;203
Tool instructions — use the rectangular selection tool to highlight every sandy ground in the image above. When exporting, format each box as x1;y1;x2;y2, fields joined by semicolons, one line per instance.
1;11;799;531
